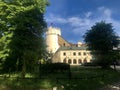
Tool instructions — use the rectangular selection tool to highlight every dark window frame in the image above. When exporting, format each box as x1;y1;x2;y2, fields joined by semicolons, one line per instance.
73;52;76;56
63;52;66;56
73;59;77;64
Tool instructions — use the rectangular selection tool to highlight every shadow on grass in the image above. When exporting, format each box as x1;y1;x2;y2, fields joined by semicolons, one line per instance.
0;77;55;90
0;67;120;90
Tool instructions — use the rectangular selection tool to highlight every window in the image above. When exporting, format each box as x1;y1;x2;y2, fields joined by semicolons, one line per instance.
90;59;93;62
87;52;89;55
73;59;77;64
63;52;66;56
83;52;86;55
68;59;72;64
63;58;66;63
78;52;81;55
73;52;76;56
78;59;82;64
84;59;87;63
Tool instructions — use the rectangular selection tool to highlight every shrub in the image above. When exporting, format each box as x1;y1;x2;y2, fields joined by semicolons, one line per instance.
40;63;70;73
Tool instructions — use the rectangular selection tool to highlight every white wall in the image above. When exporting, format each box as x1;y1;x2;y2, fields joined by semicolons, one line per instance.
46;27;61;53
59;50;92;65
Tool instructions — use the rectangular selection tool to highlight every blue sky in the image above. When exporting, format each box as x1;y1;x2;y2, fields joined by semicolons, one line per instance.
45;0;120;43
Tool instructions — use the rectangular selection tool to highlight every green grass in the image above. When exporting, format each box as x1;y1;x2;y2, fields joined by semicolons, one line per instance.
0;66;120;90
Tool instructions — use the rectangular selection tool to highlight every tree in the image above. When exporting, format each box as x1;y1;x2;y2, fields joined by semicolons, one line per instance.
84;21;119;68
0;0;48;77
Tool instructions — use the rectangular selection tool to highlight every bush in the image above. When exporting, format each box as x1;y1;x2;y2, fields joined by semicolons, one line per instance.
82;62;98;66
40;63;70;73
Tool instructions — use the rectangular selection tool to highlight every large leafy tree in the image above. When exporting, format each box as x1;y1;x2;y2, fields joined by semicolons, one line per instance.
0;0;48;76
84;21;119;68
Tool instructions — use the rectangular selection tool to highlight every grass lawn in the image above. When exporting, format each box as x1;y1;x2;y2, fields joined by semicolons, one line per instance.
0;66;120;90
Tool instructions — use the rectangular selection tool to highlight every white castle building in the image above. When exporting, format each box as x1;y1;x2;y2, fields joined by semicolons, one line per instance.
46;26;93;65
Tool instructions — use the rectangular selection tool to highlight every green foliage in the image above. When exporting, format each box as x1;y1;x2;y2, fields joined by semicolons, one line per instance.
84;21;119;68
0;67;120;90
0;0;48;75
40;63;70;73
84;21;119;51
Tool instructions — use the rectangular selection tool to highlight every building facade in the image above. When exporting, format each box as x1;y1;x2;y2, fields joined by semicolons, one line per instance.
46;26;93;65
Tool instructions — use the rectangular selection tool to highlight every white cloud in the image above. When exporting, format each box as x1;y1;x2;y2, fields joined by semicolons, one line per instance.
68;17;81;27
68;17;91;27
45;7;120;36
109;19;120;36
97;7;120;36
98;6;112;19
46;14;67;24
85;12;92;18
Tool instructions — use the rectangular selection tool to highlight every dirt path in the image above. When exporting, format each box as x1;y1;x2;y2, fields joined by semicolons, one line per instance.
100;82;120;90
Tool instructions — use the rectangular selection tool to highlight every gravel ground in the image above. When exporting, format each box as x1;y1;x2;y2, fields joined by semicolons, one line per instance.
99;82;120;90
100;66;120;90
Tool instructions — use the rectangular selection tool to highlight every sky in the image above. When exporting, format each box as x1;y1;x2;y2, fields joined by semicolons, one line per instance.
45;0;120;43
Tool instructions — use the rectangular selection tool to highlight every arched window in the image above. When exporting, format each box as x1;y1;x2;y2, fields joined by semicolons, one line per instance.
73;59;77;64
78;59;82;64
68;59;72;64
63;58;66;63
84;59;87;63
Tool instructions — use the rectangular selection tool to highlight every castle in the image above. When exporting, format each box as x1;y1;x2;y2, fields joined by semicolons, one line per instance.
45;26;93;65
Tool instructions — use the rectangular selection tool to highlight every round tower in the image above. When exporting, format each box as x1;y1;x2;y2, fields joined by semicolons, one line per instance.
46;26;61;53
